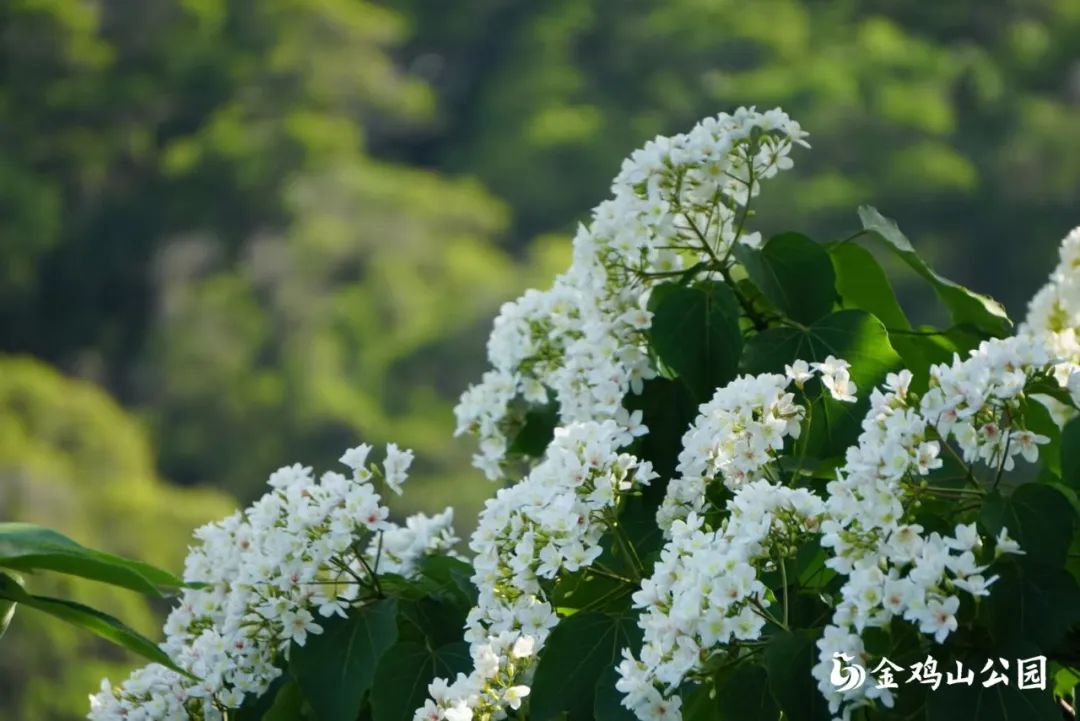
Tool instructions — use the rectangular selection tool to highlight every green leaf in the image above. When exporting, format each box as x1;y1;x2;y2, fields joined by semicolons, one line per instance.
1061;416;1080;494
623;377;697;479
509;403;557;458
0;573;180;670
736;232;836;324
980;484;1076;566
551;570;632;615
647;280;743;401
264;680;307;721
828;241;910;331
857;206;1011;336
530;612;642;721
416;555;477;611
594;665;638;721
398;597;467;647
235;673;291;721
764;630;829;721
925;665;1060;721
291;598;399;721
742;310;903;457
0;522;182;596
1020;394;1062;477
987;558;1080;653
684;663;780;721
371;641;471;721
0;571;20;640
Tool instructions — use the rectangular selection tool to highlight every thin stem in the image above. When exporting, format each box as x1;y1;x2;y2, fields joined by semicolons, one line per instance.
780;558;789;627
993;431;1012;490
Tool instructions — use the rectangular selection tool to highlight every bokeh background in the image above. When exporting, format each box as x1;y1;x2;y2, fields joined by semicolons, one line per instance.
2;1;1079;718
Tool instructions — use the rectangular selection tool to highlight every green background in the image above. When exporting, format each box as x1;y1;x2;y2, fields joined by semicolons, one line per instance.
1;0;1079;717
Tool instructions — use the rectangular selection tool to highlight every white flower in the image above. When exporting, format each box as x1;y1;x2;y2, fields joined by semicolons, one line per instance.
339;444;372;470
504;685;531;710
785;360;813;387
995;528;1024;557
511;636;536;659
813;356;857;403
919;596;959;643
383;443;414;495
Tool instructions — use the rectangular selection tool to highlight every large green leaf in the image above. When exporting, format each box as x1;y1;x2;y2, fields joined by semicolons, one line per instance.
508;403;558;458
530;612;642;721
370;641;471;721
594;665;638;721
925;660;1060;721
1061;416;1080;494
763;630;829;721
736;232;836;324
0;573;179;670
263;680;307;721
291;598;399;721
742;310;903;458
0;571;20;640
986;558;1080;653
551;570;633;615
0;523;182;596
980;484;1076;566
684;663;780;721
624;377;697;479
416;555;477;611
828;241;910;331
397;597;468;647
857;206;1011;336
235;673;291;721
647;280;743;401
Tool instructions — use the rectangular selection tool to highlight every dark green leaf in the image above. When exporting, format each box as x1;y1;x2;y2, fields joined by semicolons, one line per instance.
980;484;1076;566
398;597;467;647
371;641;471;721
925;666;1060;721
624;377;697;479
416;555;477;610
857;206;1011;336
1020;395;1062;477
594;665;638;721
764;630;829;721
509;404;557;458
291;598;399;721
0;573;179;670
987;558;1080;653
530;612;642;721
742;310;903;457
684;663;780;721
647;280;743;401
264;680;306;721
0;522;182;596
235;673;291;721
828;241;909;330
551;571;632;615
1061;416;1080;494
736;232;836;324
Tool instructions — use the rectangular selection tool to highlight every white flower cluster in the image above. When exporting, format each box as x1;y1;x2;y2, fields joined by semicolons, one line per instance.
1022;226;1080;421
415;420;656;721
618;481;826;721
815;336;1053;716
455;108;808;479
657;359;856;533
89;444;458;721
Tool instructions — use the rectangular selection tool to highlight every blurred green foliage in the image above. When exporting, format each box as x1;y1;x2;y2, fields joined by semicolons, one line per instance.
0;356;232;720
2;0;1080;718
